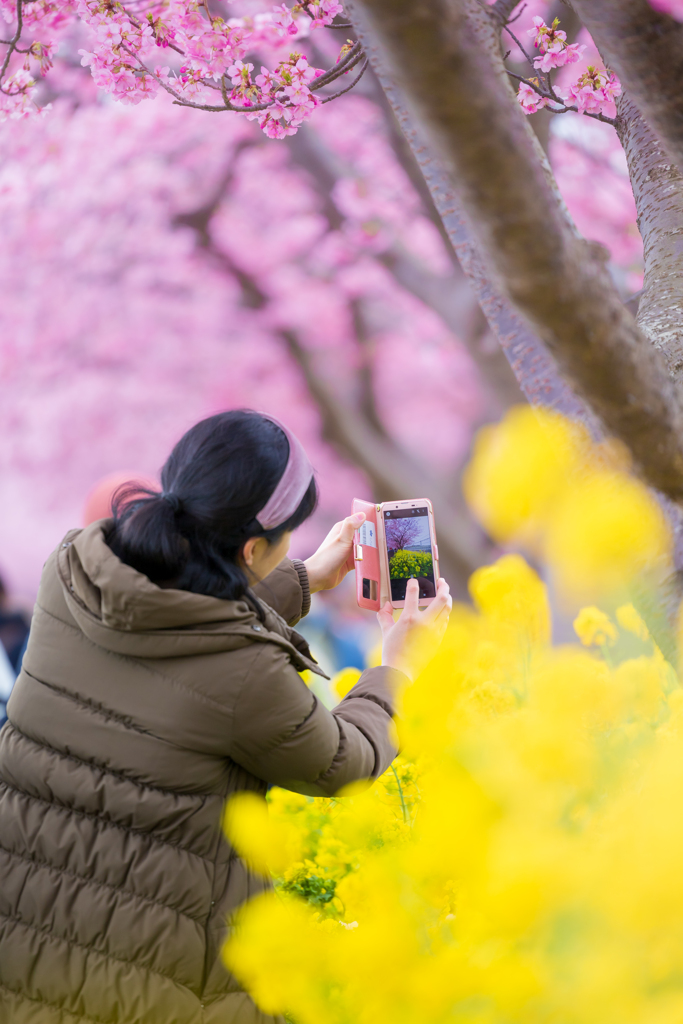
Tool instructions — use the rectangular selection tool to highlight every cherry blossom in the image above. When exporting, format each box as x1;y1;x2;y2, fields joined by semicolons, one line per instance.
516;80;553;114
0;0;359;136
648;0;683;17
515;15;621;124
528;16;585;72
567;66;621;116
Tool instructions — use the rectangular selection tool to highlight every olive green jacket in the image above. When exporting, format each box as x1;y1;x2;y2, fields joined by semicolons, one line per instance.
0;521;399;1023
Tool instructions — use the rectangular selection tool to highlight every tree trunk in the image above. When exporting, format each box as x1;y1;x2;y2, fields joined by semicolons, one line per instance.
617;93;683;383
346;1;599;431
571;0;683;175
347;0;683;500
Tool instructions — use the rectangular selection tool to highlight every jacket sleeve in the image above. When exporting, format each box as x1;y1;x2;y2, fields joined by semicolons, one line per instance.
230;646;402;796
251;558;310;627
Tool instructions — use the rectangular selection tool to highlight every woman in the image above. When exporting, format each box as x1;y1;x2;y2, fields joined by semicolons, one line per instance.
0;410;451;1024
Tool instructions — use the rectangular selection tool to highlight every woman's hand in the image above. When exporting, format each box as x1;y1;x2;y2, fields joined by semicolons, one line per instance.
378;576;452;682
304;512;366;594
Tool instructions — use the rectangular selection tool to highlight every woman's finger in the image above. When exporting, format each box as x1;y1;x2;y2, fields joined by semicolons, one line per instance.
377;602;395;635
433;600;452;625
422;580;451;623
338;512;365;547
325;520;345;543
403;577;420;617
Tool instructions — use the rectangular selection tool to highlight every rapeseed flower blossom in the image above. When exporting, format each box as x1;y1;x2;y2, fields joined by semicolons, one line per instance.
616;603;650;641
573;606;617;647
464;406;671;600
223;407;683;1023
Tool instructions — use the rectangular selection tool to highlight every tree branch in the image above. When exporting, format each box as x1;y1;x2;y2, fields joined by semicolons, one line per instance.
348;0;683;500
377;246;525;412
279;326;490;589
617;92;683;384
286;123;524;415
571;0;683;175
348;297;391;438
172;140;268;309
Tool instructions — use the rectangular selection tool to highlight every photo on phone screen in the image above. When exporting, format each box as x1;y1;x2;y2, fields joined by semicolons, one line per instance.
384;507;436;601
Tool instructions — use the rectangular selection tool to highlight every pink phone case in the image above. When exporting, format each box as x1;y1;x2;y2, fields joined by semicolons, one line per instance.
353;497;440;611
352;498;382;611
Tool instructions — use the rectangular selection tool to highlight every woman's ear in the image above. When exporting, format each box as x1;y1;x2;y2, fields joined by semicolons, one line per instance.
241;536;260;568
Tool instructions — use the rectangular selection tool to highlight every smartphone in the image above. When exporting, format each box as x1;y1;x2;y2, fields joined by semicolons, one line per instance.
381;499;439;609
352;497;440;611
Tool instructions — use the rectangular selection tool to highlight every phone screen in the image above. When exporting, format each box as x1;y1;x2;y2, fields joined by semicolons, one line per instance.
384;506;436;602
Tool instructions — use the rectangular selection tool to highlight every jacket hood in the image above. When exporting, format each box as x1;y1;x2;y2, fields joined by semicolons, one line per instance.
56;521;326;674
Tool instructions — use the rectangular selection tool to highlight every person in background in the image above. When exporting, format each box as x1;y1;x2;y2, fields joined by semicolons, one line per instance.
82;471;159;526
0;573;30;726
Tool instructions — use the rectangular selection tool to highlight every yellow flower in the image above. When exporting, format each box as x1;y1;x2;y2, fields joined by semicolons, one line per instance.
613;655;667;721
616;603;651;641
332;667;362;700
223;410;683;1024
469;553;551;648
545;469;671;599
223;791;302;876
463;404;587;545
574;606;617;647
463;405;672;601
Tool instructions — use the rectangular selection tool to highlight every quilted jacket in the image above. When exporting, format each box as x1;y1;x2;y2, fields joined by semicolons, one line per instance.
0;521;399;1023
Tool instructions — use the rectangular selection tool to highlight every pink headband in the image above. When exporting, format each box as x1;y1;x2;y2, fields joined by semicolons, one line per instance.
255;414;314;530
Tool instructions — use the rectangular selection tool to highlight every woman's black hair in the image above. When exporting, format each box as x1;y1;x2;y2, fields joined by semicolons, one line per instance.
107;410;317;614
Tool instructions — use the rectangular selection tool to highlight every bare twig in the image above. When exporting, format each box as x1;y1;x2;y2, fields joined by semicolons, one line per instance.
0;0;23;84
507;4;527;26
310;41;364;89
503;22;536;65
491;0;522;23
321;59;369;103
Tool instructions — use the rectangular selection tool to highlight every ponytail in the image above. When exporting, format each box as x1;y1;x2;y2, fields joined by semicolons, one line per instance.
106;410;317;606
109;487;188;586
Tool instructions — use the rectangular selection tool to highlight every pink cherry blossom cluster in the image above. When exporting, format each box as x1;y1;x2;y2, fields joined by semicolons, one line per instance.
528;16;585;73
226;53;324;138
0;0;357;135
648;0;683;17
517;79;552;115
0;0;77;121
567;66;621;115
515;16;621;122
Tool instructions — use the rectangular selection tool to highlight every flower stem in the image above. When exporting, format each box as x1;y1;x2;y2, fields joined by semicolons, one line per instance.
391;763;409;825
